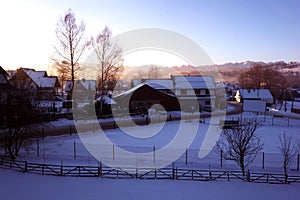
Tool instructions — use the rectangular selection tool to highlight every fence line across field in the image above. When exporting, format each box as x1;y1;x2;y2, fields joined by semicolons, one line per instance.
0;157;300;184
18;137;300;174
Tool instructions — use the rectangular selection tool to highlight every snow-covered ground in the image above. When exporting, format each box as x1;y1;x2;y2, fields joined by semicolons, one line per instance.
14;112;300;174
1;109;300;200
0;168;299;200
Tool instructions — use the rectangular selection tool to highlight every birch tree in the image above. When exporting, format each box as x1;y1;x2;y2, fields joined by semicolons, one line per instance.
89;26;123;114
54;9;87;98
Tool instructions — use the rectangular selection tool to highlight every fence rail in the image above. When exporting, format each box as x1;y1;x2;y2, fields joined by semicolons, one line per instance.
1;157;299;184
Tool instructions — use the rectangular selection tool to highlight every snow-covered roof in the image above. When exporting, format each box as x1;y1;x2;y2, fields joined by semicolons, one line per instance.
65;81;72;92
80;79;96;91
95;95;116;104
0;66;8;76
65;80;96;92
113;83;146;99
239;89;273;99
142;79;174;90
172;76;215;89
25;69;58;88
131;79;141;87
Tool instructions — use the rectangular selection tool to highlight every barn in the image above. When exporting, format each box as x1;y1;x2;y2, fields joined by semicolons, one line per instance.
113;83;180;114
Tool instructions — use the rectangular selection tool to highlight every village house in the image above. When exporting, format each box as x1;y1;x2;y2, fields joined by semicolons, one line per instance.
10;68;61;100
65;79;96;101
0;66;12;105
171;75;216;111
0;66;13;126
235;88;274;106
141;79;174;94
9;68;61;113
129;75;217;112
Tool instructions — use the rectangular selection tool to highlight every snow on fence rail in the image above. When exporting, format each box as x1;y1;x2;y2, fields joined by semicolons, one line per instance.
1;157;300;184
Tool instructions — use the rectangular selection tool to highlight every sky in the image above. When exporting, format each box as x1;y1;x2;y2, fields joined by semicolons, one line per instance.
0;0;300;71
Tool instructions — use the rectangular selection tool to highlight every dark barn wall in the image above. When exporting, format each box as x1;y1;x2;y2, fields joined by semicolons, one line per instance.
115;85;180;112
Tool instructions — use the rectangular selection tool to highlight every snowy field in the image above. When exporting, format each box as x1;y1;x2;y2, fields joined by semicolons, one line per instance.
0;168;299;200
14;111;300;174
1;109;300;200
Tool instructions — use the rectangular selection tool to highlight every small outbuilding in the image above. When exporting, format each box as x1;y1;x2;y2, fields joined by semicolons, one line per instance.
235;89;274;106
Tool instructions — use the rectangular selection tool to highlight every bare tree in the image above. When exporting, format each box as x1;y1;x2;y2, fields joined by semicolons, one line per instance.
54;9;87;97
278;133;296;183
2;87;43;159
89;26;123;114
216;118;264;175
238;64;285;91
137;65;161;79
51;60;71;94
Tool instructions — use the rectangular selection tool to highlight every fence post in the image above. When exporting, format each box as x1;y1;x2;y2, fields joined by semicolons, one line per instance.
98;162;102;177
73;141;76;159
37;139;40;158
192;170;194;180
297;154;300;171
24;161;28;172
153;146;155;164
209;165;212;181
42;164;44;175
113;144;115;162
155;169;157;179
246;170;251;182
185;148;188;165
169;114;172;121
172;163;174;180
60;160;63;176
220;150;223;167
227;171;230;181
262;152;265;169
135;168;138;179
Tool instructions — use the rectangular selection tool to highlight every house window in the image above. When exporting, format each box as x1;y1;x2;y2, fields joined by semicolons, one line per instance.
206;89;210;95
205;101;210;105
194;89;200;95
180;89;187;95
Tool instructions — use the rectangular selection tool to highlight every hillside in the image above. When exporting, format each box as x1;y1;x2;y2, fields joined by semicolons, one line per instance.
121;61;300;84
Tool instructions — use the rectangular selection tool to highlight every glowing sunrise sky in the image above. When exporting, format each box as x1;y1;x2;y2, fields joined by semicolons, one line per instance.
0;0;300;71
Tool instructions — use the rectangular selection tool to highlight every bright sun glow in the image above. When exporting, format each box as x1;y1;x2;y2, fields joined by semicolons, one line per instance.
123;49;189;67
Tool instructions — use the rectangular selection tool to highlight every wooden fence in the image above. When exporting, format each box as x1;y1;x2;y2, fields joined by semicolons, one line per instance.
1;157;300;184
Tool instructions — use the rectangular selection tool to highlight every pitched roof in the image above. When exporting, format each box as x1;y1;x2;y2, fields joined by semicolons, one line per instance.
95;95;116;104
142;79;174;90
239;89;273;99
114;83;175;99
172;76;215;89
65;80;96;92
0;66;12;88
23;69;59;88
113;83;146;99
0;66;8;76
